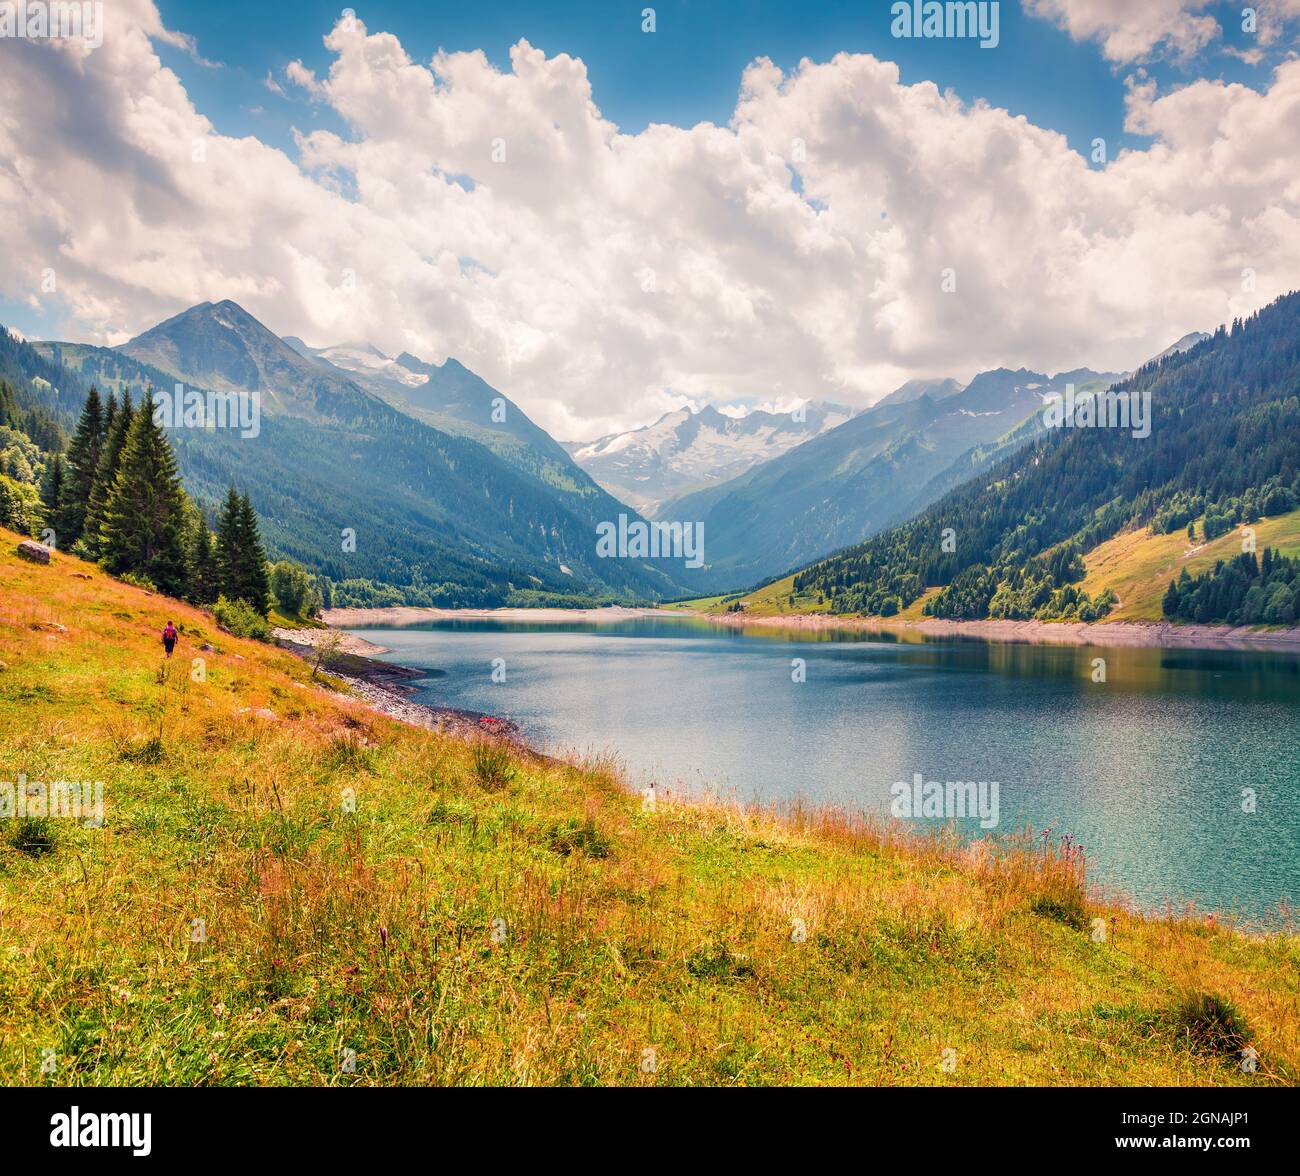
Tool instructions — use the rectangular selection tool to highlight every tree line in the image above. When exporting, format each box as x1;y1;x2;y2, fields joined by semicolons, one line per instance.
1163;547;1298;626
36;385;281;619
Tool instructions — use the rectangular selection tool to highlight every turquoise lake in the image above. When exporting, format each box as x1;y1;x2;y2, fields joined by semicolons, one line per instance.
346;616;1300;922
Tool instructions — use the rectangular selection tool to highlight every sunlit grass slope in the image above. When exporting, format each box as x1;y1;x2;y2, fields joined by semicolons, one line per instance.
0;530;1296;1086
666;572;832;617
1081;509;1300;622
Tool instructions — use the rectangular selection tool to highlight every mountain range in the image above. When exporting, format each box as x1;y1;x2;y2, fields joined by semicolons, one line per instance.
13;297;1227;610
656;366;1123;587
25;301;700;605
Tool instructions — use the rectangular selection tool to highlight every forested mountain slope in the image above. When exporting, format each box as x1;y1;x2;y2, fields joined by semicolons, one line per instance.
20;303;698;605
794;294;1300;625
283;338;599;506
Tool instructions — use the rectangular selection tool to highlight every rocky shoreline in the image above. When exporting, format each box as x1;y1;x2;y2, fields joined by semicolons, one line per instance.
273;627;522;743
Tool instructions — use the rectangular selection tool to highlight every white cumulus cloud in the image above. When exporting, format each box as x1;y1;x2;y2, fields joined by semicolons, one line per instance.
1022;0;1222;62
1023;0;1300;64
0;1;1297;439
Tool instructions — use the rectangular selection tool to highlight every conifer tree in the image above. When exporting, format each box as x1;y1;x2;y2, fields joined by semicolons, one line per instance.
216;487;271;613
239;490;272;614
101;390;117;439
39;453;65;538
1162;579;1180;618
215;487;243;599
83;391;134;557
58;386;105;547
187;518;221;605
99;392;188;595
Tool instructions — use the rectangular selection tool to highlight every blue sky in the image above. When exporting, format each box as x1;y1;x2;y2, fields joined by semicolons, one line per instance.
156;0;1268;162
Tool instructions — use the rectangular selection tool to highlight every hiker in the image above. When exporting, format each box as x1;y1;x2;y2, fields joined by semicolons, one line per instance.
161;621;178;658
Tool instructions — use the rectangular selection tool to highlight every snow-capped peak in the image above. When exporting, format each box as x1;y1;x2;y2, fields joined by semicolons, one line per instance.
567;399;853;515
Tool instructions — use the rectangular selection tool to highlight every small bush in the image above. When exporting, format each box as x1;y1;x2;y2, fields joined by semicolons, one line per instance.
1029;890;1088;931
118;571;158;593
547;816;611;858
472;741;516;791
1168;992;1251;1057
8;816;57;855
686;942;754;982
213;595;271;642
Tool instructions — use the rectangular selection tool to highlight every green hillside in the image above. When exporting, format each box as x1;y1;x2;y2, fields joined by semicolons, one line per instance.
1;536;1296;1085
1080;509;1300;621
793;293;1300;627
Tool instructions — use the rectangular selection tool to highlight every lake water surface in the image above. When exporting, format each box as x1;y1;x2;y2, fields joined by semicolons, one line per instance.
347;616;1299;922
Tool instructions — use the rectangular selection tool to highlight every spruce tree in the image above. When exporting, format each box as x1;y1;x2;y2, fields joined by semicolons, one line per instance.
1162;579;1180;619
83;391;134;557
187;518;221;605
101;390;117;440
99;393;188;595
216;488;271;613
58;386;105;547
238;490;272;614
39;453;65;539
216;486;244;601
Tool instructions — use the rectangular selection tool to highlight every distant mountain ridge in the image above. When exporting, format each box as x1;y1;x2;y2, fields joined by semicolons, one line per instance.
1152;331;1211;363
285;337;575;472
565;400;854;515
658;366;1123;587
873;377;965;409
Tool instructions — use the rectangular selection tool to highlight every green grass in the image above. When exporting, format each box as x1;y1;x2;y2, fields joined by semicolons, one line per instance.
1081;507;1300;621
269;605;326;630
666;572;833;618
0;529;1297;1086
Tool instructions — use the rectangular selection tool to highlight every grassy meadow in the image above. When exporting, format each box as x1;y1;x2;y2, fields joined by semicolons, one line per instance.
1;530;1296;1086
665;572;833;618
1079;508;1300;621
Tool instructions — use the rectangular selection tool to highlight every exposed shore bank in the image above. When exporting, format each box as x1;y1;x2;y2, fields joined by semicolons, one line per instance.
322;605;668;627
699;611;1300;650
318;606;1300;652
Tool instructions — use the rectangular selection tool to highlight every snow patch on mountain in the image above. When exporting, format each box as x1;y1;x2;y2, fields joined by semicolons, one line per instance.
567;401;854;515
289;339;431;389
